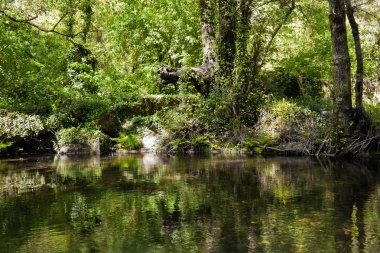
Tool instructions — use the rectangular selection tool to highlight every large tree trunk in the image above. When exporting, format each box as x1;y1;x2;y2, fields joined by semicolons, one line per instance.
345;0;371;131
200;0;216;67
235;0;252;93
328;0;354;135
217;0;236;84
158;0;216;95
231;0;252;121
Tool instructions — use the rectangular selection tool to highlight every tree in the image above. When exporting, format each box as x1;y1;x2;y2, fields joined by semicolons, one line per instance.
328;0;371;136
159;0;296;120
328;0;353;135
159;0;216;95
344;0;370;130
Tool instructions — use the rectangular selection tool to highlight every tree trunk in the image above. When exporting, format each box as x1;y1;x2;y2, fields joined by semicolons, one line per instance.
345;0;371;131
200;0;216;67
236;0;253;93
158;0;216;95
345;0;363;111
217;0;236;85
328;0;354;135
231;0;252;120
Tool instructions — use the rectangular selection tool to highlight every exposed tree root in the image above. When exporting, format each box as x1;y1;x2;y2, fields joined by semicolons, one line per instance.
339;133;380;157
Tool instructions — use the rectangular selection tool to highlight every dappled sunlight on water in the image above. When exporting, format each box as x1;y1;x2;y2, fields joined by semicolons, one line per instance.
0;154;380;252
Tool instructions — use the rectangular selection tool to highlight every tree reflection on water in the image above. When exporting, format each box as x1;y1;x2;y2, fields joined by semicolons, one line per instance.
0;155;379;253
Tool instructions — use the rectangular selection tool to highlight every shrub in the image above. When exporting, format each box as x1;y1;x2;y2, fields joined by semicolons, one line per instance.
55;127;110;151
254;99;326;153
243;135;274;154
0;112;44;138
111;133;141;150
158;111;211;153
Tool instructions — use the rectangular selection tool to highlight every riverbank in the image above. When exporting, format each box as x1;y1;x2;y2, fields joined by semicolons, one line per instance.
1;99;379;158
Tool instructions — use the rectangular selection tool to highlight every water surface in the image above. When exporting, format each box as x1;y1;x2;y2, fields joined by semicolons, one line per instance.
0;154;380;253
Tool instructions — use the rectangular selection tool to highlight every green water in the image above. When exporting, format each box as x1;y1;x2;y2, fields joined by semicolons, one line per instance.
0;154;379;253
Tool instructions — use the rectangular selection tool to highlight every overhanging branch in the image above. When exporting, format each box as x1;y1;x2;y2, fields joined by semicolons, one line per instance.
258;0;296;69
0;9;83;38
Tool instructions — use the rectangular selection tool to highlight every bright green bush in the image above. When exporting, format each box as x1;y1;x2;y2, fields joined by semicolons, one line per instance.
111;133;141;150
243;135;274;154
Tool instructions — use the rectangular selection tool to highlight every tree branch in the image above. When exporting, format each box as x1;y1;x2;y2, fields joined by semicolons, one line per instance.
0;10;39;22
51;12;68;31
355;7;380;24
0;9;82;38
297;4;313;27
353;1;374;8
259;0;296;69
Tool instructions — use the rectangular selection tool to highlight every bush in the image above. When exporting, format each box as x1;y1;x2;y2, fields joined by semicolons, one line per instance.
55;127;110;152
243;135;274;154
0;112;44;138
111;133;141;150
254;99;326;153
158;110;211;153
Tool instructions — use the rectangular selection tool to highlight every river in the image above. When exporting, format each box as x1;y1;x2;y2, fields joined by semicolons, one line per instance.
0;154;379;252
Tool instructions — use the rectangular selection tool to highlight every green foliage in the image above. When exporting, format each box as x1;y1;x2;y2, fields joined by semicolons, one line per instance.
163;133;210;153
157;99;211;153
292;96;332;113
67;44;98;93
243;135;274;153
55;127;109;150
0;141;13;153
53;87;110;124
260;68;323;99
198;91;232;128
55;127;84;147
0;112;44;138
103;0;202;68
365;103;380;123
255;99;327;152
67;62;97;92
121;114;161;134
0;20;68;114
275;1;332;82
0;0;379;155
111;133;141;150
